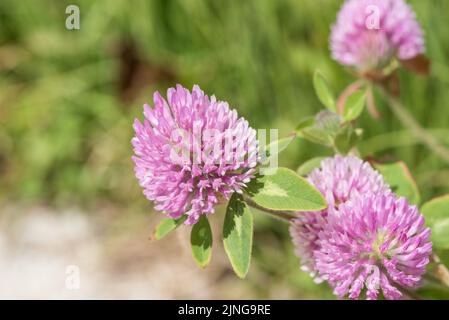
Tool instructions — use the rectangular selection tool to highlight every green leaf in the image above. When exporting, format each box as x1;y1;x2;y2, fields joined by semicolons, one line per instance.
248;167;327;211
152;215;187;240
298;127;331;146
374;161;420;205
223;194;253;279
343;90;366;122
296;111;342;147
190;215;213;268
333;124;362;155
314;110;341;135
295;117;315;132
297;157;326;176
262;133;296;164
313;71;336;111
421;195;449;249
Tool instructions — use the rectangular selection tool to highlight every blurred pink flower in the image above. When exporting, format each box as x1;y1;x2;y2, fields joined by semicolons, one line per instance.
290;156;388;280
315;192;432;300
132;84;258;225
330;0;425;71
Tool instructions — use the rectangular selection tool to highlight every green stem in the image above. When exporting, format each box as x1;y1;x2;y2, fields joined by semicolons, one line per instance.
431;254;449;288
242;194;295;223
400;287;423;300
380;88;449;165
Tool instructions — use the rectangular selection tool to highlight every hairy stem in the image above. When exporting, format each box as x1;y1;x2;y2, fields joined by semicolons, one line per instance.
337;79;364;115
242;194;295;223
400;287;423;300
380;88;449;165
366;84;381;119
431;254;449;287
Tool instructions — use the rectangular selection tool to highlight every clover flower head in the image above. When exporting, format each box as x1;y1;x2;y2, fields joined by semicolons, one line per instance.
132;84;259;225
290;155;389;278
315;192;432;300
330;0;425;71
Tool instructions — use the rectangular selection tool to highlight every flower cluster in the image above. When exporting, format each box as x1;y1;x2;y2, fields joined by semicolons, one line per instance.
290;156;389;279
316;192;432;300
132;84;259;225
290;156;432;299
131;0;434;301
330;0;425;72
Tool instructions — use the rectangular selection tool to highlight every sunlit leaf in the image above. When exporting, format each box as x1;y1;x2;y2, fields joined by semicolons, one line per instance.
190;215;213;268
262;133;297;164
152;215;187;240
223;194;253;278
313;70;335;111
343;90;366;122
248;167;326;211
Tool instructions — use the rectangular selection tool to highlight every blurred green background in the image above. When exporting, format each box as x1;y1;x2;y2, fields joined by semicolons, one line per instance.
1;0;449;299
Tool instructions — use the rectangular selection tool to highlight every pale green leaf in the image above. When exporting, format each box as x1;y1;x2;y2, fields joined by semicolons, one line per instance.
421;195;449;249
297;157;326;176
223;194;253;279
333;124;362;155
313;71;335;111
248;167;327;211
343;90;366;122
295;117;315;132
374;161;420;204
190;215;213;268
262;133;297;164
152;215;187;240
296;111;342;147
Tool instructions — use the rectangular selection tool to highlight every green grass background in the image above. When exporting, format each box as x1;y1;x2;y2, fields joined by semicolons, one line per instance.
1;0;449;299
